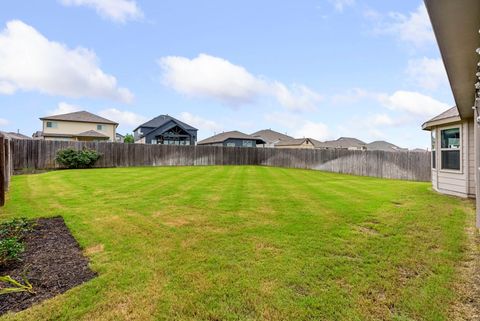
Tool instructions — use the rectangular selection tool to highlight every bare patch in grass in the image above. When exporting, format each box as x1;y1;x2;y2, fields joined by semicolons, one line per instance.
84;244;104;255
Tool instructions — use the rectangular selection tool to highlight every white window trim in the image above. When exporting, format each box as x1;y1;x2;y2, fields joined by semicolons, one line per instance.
431;129;436;170
439;124;462;174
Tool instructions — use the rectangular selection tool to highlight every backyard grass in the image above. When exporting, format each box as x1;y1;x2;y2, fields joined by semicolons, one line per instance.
0;166;475;321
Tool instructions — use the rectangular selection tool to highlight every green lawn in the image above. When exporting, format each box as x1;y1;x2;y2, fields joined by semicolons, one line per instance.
0;166;475;321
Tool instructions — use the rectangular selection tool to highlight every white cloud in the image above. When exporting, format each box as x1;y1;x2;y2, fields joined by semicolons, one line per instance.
0;118;8;127
380;90;449;117
406;57;448;91
99;108;147;127
265;112;331;141
49;102;82;115
293;121;330;140
159;54;322;112
328;0;355;12
59;0;143;23
178;112;223;133
372;4;435;48
371;113;395;126
0;20;133;102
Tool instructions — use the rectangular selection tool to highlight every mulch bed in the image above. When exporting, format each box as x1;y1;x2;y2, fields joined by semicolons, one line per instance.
0;217;96;315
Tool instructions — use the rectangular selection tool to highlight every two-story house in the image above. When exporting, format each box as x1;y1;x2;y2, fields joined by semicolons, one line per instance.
38;111;117;141
133;115;198;145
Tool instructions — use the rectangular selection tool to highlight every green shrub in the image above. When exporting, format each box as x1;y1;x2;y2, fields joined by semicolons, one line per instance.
0;218;33;240
124;134;134;144
0;238;24;267
56;148;101;169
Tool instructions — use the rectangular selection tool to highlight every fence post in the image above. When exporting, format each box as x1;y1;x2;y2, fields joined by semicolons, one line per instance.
0;134;5;206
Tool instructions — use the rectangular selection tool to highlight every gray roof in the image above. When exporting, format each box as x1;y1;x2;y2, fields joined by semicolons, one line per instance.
76;130;109;138
322;137;366;149
198;131;265;145
425;106;459;123
0;131;31;140
40;111;118;125
366;141;405;152
251;129;293;144
275;137;325;148
134;115;197;132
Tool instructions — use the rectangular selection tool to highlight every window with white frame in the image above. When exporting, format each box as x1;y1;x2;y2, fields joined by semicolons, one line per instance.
46;121;57;128
431;130;436;169
440;127;460;171
97;124;104;131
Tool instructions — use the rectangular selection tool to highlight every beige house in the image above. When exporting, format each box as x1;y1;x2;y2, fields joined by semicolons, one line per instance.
39;111;117;142
423;0;480;227
423;107;474;198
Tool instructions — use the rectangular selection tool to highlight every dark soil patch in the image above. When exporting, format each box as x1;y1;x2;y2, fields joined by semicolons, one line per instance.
0;217;96;315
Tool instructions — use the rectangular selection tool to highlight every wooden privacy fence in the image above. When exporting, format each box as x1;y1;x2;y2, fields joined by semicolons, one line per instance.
0;135;13;206
9;139;432;182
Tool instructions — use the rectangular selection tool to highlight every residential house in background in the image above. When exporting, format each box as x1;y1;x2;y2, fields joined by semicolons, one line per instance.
115;133;125;142
134;115;197;145
322;137;367;150
275;138;324;149
251;129;293;148
198;131;265;147
422;106;474;198
0;131;30;140
38;111;117;141
366;141;407;152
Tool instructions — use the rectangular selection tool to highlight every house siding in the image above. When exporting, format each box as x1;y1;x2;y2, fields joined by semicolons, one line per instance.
431;119;475;198
43;120;116;141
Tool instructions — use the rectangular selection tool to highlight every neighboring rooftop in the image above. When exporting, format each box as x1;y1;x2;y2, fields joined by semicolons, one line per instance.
366;141;406;152
275;138;324;148
76;130;110;138
0;131;31;140
198;131;265;145
251;129;293;144
323;137;366;149
40;111;118;125
134;115;197;132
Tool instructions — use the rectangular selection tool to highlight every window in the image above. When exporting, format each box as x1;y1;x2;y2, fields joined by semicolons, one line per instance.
440;127;460;171
46;121;57;128
431;131;436;169
97;124;104;131
226;142;236;147
242;140;253;147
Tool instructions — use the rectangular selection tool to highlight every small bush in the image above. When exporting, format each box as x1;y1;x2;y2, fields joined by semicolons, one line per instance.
124;134;134;144
0;218;33;240
0;238;24;267
56;148;101;169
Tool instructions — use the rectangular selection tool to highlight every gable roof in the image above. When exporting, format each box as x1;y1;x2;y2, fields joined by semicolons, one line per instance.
0;131;31;140
366;141;405;152
198;131;265;145
322;137;366;149
274;137;325;148
422;106;461;130
251;129;293;143
76;130;109;138
40;111;118;125
134;115;197;132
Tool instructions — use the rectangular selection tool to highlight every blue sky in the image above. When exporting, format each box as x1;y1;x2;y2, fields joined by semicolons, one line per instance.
0;0;452;148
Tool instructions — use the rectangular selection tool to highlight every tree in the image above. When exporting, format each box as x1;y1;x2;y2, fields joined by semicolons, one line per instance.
124;134;134;144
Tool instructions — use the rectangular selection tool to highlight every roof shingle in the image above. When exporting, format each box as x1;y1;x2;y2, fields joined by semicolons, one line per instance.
40;111;118;125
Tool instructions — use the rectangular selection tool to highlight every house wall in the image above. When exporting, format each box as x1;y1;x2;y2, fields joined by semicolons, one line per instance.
222;138;257;147
42;120;116;141
431;118;475;198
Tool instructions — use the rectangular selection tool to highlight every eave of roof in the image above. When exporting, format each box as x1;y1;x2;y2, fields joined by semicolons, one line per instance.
425;0;480;118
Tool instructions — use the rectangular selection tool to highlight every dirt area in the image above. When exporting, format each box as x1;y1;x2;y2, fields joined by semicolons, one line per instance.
0;217;96;315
